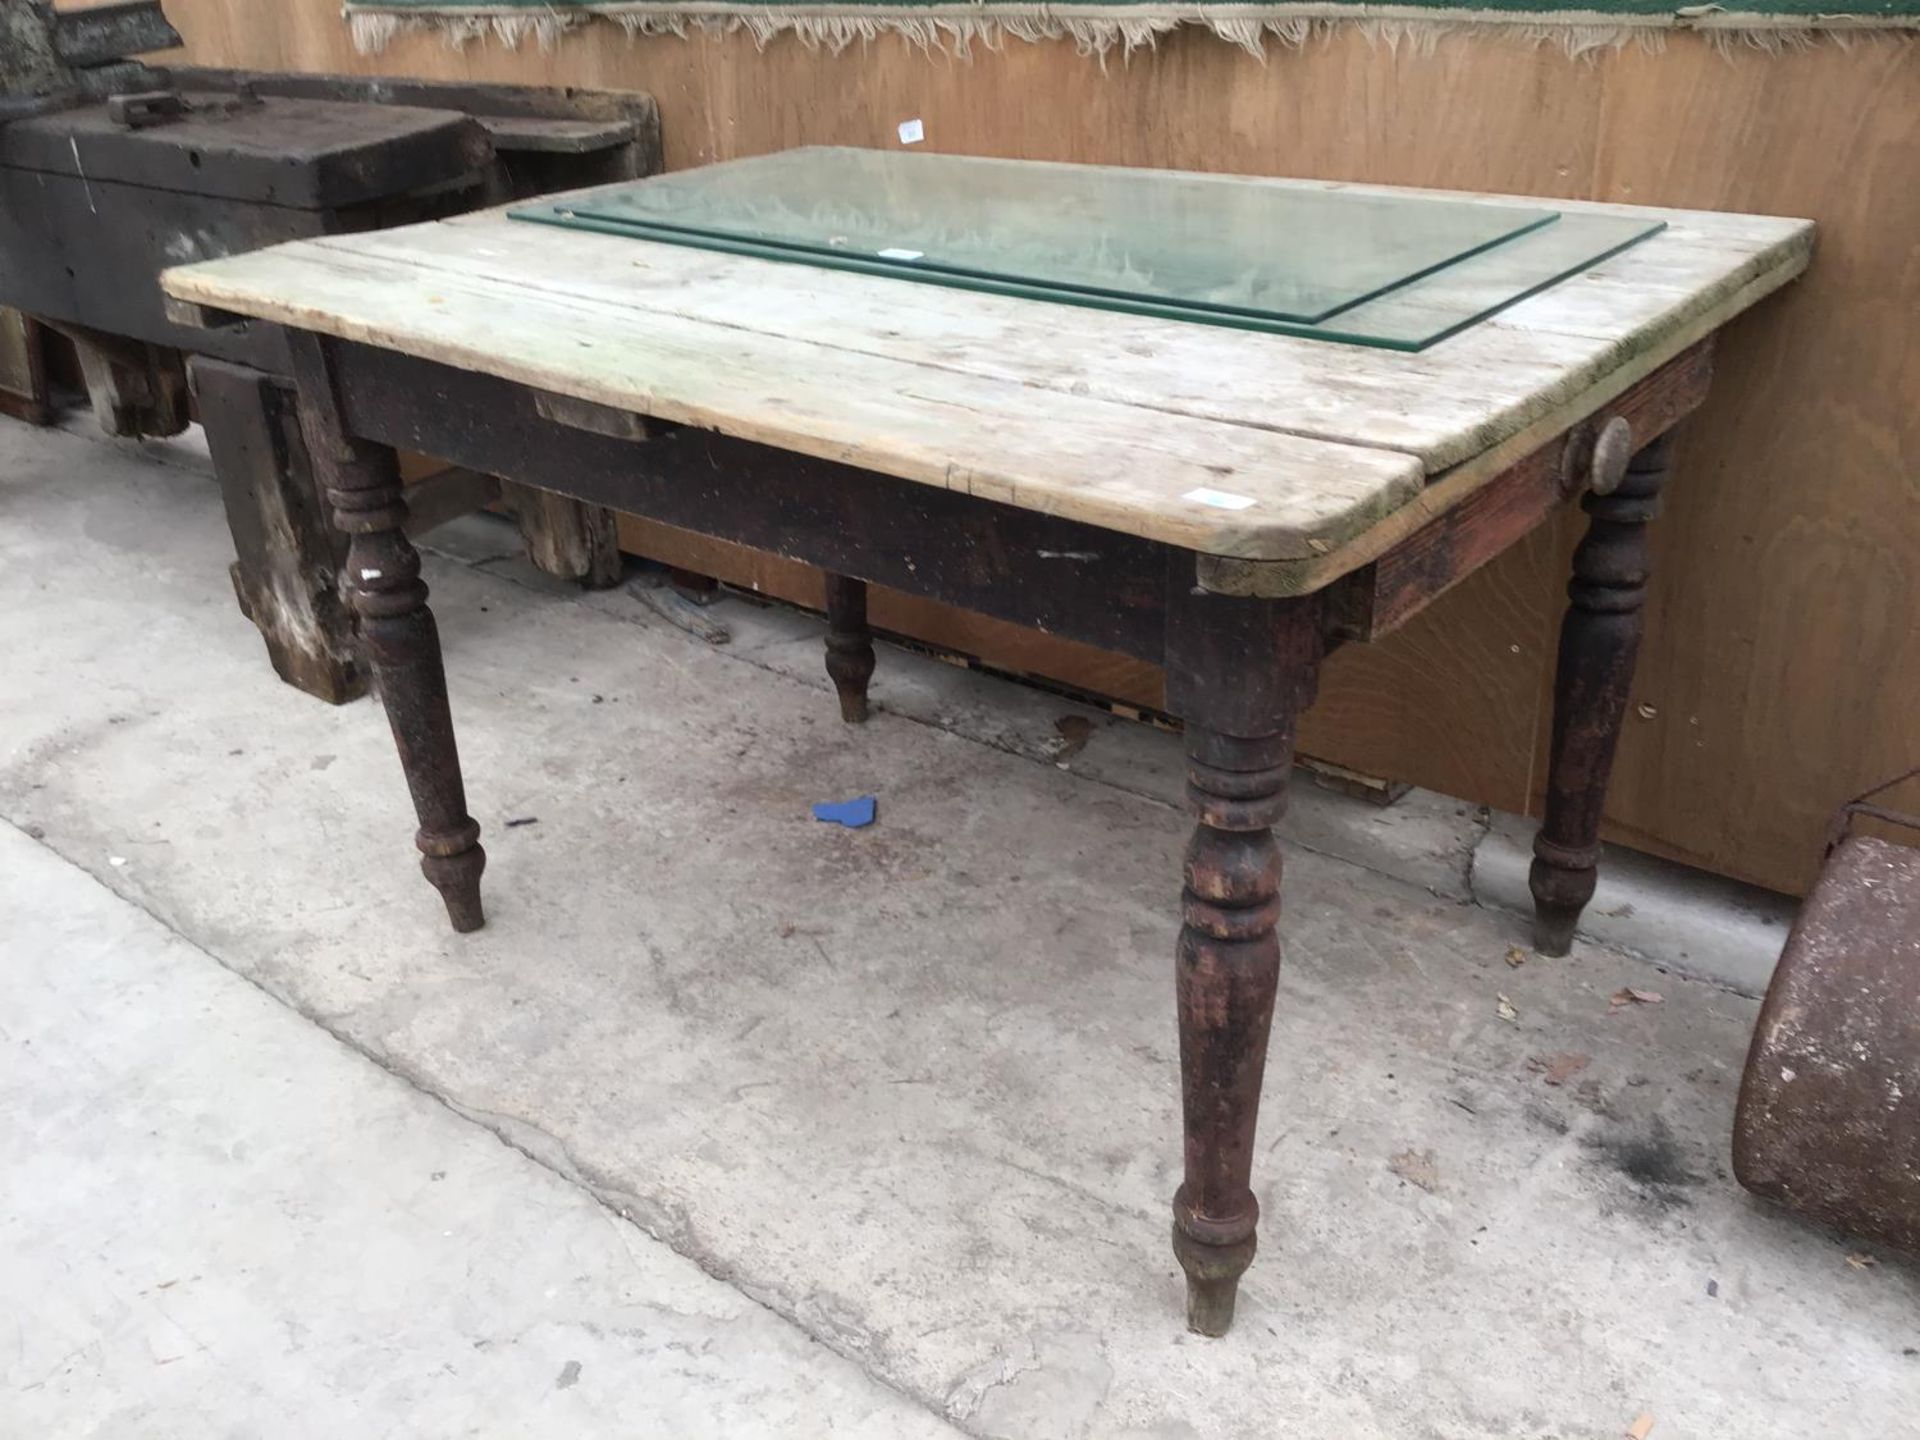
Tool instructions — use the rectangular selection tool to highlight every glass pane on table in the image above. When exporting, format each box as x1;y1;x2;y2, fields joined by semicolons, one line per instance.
535;147;1559;325
1305;210;1667;348
511;149;1664;350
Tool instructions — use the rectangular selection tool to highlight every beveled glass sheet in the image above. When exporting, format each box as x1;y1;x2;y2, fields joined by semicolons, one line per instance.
532;149;1560;324
1300;209;1667;348
512;150;1665;350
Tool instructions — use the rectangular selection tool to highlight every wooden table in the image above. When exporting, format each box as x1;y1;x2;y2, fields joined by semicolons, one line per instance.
161;170;1812;1336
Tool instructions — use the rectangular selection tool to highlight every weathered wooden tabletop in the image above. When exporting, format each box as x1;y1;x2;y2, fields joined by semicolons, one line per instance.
161;170;1812;586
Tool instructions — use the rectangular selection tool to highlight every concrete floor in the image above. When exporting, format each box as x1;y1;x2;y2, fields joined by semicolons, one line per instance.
2;822;962;1438
2;417;1915;1438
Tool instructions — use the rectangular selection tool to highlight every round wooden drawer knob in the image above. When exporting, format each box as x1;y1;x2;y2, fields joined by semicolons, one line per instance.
1589;416;1634;496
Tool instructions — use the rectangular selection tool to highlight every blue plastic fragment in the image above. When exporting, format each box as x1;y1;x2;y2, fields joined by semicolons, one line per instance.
812;795;877;829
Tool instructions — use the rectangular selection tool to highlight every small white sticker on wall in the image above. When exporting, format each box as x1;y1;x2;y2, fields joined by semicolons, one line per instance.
1181;487;1257;511
897;117;925;145
877;247;924;261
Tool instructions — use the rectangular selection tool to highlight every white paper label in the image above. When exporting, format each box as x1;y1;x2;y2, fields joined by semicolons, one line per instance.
1181;487;1257;511
897;117;925;145
877;247;924;261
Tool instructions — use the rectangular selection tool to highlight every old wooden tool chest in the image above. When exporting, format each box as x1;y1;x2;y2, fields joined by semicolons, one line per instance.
0;67;659;701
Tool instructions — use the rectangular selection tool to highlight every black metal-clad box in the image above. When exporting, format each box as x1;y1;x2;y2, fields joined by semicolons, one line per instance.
0;68;658;705
0;91;493;370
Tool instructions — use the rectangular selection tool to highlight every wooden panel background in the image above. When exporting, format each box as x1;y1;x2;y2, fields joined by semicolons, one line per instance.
140;4;1920;895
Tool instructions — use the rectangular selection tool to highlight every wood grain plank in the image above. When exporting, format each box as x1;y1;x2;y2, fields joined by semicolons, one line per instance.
298;199;1809;471
162;241;1425;561
1573;38;1920;894
163;191;1806;567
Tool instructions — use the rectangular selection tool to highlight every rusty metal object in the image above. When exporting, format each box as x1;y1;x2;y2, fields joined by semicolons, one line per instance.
1529;431;1674;955
824;573;877;723
1735;773;1920;1251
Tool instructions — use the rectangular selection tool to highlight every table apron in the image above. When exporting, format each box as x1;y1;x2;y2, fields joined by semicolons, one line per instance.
330;340;1175;664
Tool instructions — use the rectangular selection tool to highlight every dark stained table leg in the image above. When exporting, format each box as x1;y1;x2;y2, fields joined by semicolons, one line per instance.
289;334;486;933
1530;430;1675;956
823;572;876;724
1163;577;1324;1335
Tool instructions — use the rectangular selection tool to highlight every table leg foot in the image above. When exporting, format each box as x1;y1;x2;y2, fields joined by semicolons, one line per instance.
1528;879;1589;960
1529;431;1674;957
824;573;875;725
1173;1218;1257;1337
1172;724;1291;1338
422;827;487;933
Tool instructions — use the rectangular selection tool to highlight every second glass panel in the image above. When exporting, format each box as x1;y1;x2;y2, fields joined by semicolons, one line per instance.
557;147;1562;326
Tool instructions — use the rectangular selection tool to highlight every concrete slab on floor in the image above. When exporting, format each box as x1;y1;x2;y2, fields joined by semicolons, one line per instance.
0;822;963;1439
3;417;1915;1438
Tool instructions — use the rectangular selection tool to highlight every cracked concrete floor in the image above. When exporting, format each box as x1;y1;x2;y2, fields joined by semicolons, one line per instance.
2;822;964;1438
3;417;1915;1438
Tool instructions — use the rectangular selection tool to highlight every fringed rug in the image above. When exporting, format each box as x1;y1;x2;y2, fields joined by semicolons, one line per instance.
341;0;1919;59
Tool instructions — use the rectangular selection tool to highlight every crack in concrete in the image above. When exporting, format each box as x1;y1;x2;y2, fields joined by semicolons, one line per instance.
943;1335;1045;1422
1458;803;1497;907
1;814;966;1439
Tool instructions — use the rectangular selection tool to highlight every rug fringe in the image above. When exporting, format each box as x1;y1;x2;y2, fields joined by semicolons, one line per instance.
346;2;1919;60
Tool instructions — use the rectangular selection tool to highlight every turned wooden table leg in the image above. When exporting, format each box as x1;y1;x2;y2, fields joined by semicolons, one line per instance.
1530;429;1674;956
823;573;876;724
290;334;487;933
1164;579;1323;1335
1175;723;1294;1334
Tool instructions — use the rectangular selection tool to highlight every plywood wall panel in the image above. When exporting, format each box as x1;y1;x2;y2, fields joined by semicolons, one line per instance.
1574;41;1920;889
150;2;1920;892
